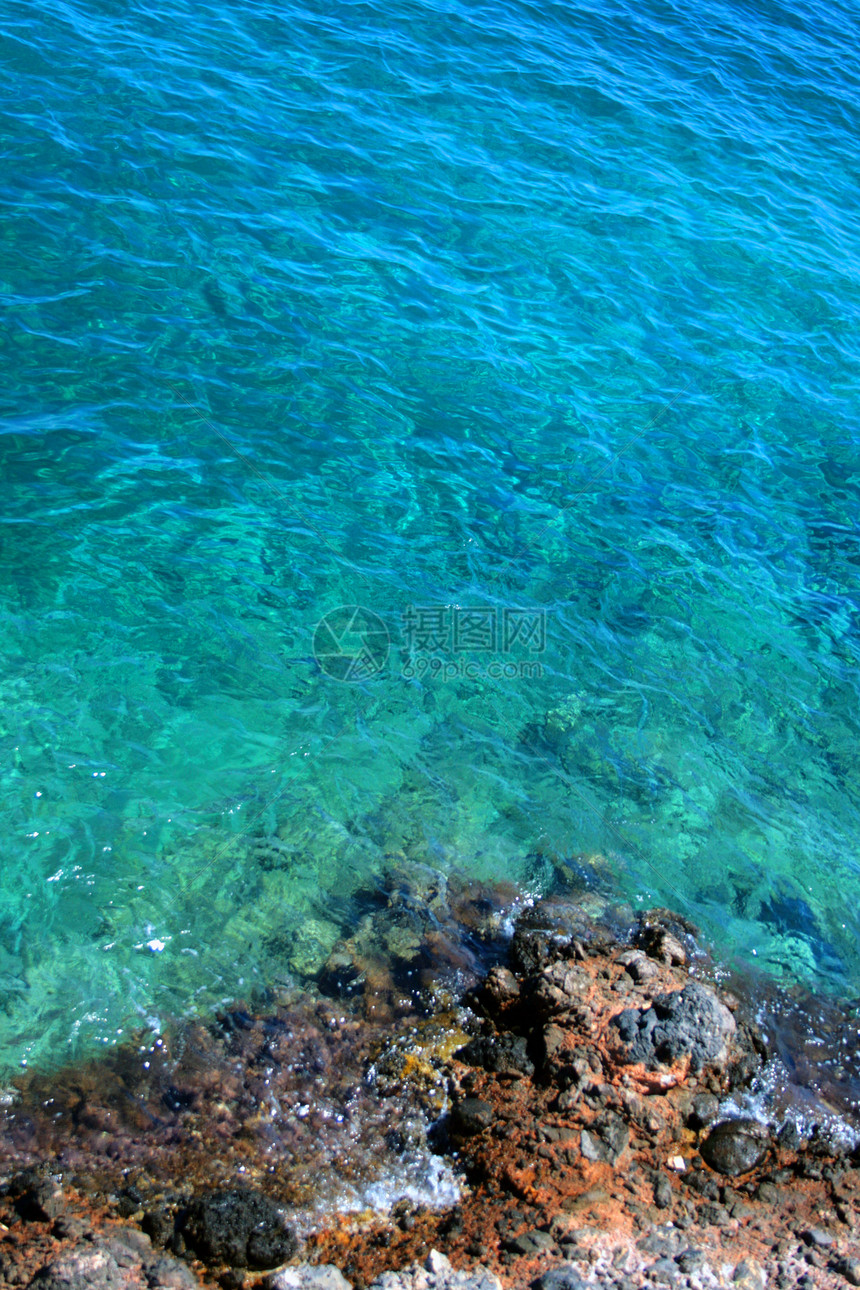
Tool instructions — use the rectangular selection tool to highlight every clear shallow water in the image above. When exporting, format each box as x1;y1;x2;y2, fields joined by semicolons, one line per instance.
1;0;860;1073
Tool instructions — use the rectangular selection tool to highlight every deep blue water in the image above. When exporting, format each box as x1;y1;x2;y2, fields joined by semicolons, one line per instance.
2;0;860;1074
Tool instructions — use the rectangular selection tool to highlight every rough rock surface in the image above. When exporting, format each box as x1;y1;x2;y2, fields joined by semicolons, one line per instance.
609;982;736;1073
24;1227;198;1290
699;1117;771;1176
309;898;860;1290
267;1266;354;1290
455;1033;534;1078
0;872;858;1290
368;1250;501;1290
176;1188;297;1269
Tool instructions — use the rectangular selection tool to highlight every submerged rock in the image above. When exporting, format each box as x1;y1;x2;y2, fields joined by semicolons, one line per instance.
4;876;860;1290
510;897;613;976
12;1168;65;1223
635;907;699;954
476;966;520;1018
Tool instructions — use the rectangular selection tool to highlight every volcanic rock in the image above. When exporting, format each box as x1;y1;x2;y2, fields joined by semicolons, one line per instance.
834;1256;860;1286
13;1173;65;1223
527;961;591;1018
616;949;660;983
610;982;736;1073
700;1118;770;1176
579;1115;629;1165
368;1249;502;1289
533;1269;589;1290
145;1256;199;1288
450;1097;495;1138
176;1188;297;1269
732;1259;767;1290
509;899;605;976
479;967;520;1016
456;1032;534;1078
28;1249;127;1290
686;1092;720;1129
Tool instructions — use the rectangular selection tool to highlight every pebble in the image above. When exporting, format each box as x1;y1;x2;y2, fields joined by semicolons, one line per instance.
648;1256;679;1283
266;1268;353;1290
801;1227;834;1248
503;1229;554;1256
148;1256;200;1289
687;1093;720;1129
638;1232;680;1257
675;1249;706;1274
699;1202;731;1228
834;1256;860;1287
450;1097;494;1137
534;1267;589;1290
732;1259;767;1290
368;1250;502;1290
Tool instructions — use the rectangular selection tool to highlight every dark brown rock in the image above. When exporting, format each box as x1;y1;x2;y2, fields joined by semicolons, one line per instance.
700;1119;770;1176
450;1097;495;1138
481;967;520;1013
456;1032;534;1078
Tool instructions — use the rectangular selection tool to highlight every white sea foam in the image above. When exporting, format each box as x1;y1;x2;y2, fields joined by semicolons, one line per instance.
718;1057;860;1152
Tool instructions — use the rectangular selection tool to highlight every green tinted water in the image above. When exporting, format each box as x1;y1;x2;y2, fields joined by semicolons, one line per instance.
1;0;860;1072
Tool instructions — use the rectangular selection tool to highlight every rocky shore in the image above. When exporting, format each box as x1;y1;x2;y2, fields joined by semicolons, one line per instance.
0;865;858;1290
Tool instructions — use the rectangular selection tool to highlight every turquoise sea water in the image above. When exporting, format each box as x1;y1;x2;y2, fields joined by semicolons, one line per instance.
2;0;860;1075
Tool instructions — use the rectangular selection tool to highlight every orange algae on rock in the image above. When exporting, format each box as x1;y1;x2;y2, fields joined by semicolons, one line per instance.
0;877;859;1290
